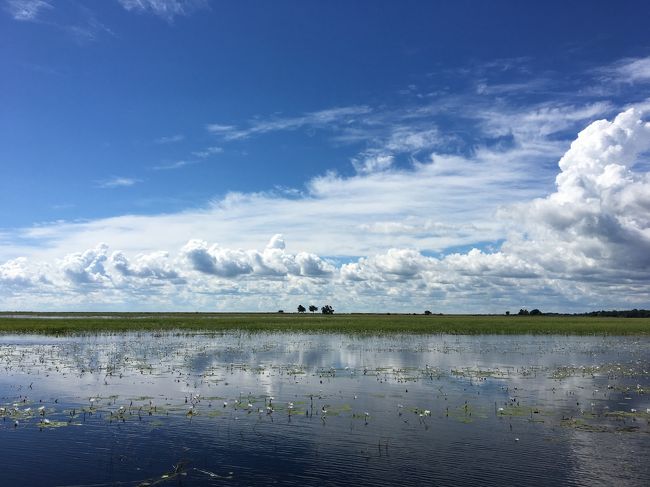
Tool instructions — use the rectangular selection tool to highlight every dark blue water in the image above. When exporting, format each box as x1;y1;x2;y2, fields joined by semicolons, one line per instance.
1;333;648;486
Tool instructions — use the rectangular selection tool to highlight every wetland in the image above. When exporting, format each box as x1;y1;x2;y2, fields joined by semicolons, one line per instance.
0;330;648;486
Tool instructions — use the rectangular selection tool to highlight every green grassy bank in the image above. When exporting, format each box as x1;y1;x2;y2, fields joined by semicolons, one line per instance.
0;312;649;335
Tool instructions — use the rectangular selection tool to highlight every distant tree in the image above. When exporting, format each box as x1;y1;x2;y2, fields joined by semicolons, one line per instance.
505;311;510;316
321;305;334;315
424;310;432;315
297;304;306;313
309;305;318;313
278;310;284;313
530;309;542;315
518;308;529;315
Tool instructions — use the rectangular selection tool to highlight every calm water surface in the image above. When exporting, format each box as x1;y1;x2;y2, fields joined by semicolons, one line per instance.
1;332;648;486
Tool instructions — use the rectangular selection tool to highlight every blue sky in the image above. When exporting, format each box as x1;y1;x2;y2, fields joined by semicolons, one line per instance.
2;0;650;312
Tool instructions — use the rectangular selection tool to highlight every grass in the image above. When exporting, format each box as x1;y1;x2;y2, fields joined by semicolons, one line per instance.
0;312;649;335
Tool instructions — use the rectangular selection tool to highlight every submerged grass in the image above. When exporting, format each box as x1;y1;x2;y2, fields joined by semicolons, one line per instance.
0;312;649;335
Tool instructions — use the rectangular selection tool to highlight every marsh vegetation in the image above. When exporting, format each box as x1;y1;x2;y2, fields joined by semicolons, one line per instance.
0;312;649;335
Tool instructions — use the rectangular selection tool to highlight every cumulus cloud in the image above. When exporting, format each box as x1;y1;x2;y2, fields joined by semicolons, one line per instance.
294;252;334;277
503;108;650;279
341;249;428;281
266;234;286;250
211;109;650;308
181;239;253;277
443;249;541;279
60;243;110;285
0;237;336;310
0;257;46;287
181;235;333;278
111;250;181;280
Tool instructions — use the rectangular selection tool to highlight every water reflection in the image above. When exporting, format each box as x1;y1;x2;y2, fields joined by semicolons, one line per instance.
1;333;648;486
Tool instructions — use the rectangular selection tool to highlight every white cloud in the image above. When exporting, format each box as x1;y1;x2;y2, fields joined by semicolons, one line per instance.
191;146;222;158
0;236;335;310
98;176;141;188
5;1;113;43
611;57;650;83
351;126;446;174
384;126;442;153
180;235;333;279
117;0;208;22
2;103;650;312
60;243;110;285
4;0;52;21
5;140;545;268
111;250;181;280
207;106;372;141
295;252;334;277
155;134;185;144
266;234;286;250
341;249;430;281
181;239;253;277
502;107;650;280
477;101;612;141
152;160;198;170
352;154;394;173
0;257;46;287
205;123;235;133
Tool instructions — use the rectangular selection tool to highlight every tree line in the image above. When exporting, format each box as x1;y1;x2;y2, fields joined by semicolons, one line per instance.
573;309;650;318
296;304;335;314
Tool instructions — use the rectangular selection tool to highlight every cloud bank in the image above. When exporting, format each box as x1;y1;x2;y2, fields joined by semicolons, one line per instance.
1;108;649;312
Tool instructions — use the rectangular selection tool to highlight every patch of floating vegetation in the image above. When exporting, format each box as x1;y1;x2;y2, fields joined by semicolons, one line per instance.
561;418;611;432
551;361;650;380
451;367;510;379
604;409;650;420
497;405;545;418
39;419;76;428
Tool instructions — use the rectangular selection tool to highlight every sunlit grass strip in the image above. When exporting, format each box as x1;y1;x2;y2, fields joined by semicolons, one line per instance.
0;313;649;335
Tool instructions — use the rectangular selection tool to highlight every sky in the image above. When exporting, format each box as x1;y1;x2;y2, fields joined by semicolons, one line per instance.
1;0;650;313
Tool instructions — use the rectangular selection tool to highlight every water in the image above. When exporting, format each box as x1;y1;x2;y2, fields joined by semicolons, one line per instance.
1;332;648;486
